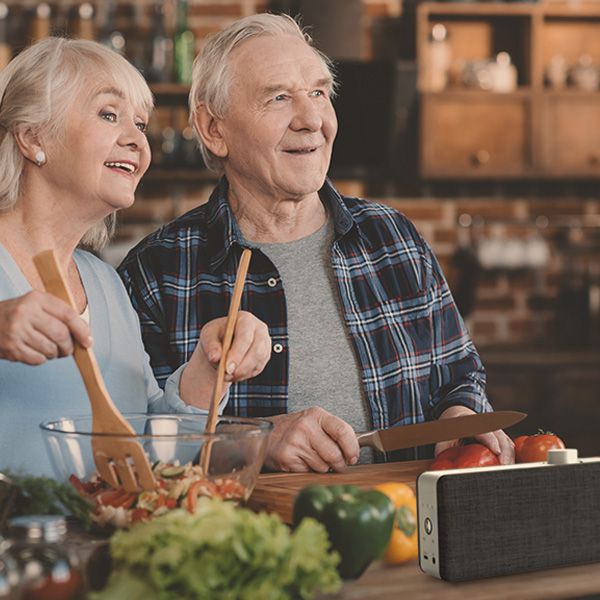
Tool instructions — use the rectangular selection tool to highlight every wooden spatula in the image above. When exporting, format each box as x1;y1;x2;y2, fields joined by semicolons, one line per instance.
200;248;252;473
33;250;156;492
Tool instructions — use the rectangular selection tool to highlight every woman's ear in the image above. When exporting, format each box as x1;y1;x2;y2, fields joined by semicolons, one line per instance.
192;104;228;159
13;124;45;165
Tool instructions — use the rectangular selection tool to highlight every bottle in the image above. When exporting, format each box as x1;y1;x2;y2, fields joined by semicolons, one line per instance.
98;0;125;55
126;2;147;73
424;23;451;92
0;4;11;70
31;3;52;42
73;3;95;41
0;537;20;600
149;1;173;83
7;516;81;600
174;0;194;85
490;51;518;93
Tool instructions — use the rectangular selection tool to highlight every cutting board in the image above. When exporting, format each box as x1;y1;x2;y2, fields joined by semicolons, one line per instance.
247;459;432;523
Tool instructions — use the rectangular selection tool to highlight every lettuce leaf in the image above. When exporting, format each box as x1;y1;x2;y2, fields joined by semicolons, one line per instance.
90;499;341;600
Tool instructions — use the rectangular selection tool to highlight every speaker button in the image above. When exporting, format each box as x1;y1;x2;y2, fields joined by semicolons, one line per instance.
424;517;433;535
547;448;578;464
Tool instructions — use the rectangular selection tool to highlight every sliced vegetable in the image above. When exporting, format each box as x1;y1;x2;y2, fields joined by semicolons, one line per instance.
374;482;419;564
159;465;185;478
69;461;248;528
293;484;395;580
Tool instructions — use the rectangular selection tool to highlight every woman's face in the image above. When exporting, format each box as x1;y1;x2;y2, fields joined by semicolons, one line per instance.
42;79;151;220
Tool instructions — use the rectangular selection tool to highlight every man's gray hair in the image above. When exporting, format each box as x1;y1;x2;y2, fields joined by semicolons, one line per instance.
0;37;153;250
189;13;337;173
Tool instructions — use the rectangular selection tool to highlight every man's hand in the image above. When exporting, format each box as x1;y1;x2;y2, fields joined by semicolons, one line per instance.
180;310;271;409
0;291;92;365
434;405;515;465
264;407;360;473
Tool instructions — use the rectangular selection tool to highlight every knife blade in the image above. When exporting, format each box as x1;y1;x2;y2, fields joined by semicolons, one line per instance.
356;411;527;452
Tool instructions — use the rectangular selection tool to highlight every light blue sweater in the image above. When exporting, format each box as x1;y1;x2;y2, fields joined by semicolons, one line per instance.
0;244;195;477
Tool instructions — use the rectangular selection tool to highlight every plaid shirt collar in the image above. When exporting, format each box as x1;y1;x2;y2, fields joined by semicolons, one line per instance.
204;176;365;273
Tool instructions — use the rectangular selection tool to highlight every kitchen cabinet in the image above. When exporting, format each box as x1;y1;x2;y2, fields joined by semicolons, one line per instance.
417;2;600;179
542;93;600;174
421;91;530;177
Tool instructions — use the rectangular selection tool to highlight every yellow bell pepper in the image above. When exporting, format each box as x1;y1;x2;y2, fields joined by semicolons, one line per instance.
374;482;419;564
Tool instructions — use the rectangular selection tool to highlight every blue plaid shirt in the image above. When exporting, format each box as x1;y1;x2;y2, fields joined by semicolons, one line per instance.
119;178;491;460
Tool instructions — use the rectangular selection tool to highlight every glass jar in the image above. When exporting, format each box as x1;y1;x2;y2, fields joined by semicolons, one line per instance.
7;516;82;600
0;537;20;599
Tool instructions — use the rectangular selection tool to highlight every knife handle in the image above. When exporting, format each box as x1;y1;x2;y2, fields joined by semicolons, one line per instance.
355;431;384;452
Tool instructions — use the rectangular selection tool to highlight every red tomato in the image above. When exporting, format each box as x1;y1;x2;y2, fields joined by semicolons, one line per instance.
513;435;529;457
96;489;136;508
131;508;150;523
430;443;500;470
515;433;565;463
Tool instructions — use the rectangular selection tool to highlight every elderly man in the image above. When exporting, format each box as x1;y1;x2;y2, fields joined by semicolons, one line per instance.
119;13;514;473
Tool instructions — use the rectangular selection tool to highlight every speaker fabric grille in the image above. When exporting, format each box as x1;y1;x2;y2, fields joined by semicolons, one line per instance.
436;463;600;581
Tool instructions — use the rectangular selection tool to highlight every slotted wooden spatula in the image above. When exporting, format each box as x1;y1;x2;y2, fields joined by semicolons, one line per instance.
33;250;156;492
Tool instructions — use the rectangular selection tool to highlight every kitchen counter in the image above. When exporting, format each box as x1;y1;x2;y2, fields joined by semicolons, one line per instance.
325;560;600;600
252;460;600;600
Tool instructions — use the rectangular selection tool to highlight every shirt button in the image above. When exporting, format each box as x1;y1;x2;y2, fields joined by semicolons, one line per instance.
273;343;284;354
267;277;277;288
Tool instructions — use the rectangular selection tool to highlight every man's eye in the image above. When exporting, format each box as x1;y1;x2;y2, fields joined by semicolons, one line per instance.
274;94;287;102
100;111;117;122
311;89;325;97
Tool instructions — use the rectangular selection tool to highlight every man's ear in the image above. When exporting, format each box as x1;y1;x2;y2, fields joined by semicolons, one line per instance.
193;104;228;159
13;124;44;165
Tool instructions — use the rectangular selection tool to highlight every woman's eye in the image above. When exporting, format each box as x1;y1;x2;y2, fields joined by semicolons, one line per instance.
274;94;287;102
136;122;147;133
311;89;324;97
100;111;117;122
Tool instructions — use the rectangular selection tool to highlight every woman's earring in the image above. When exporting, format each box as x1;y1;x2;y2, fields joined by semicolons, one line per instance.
34;150;46;166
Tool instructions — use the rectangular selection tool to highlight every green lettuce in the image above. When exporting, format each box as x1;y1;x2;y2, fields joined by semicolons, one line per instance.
91;498;341;600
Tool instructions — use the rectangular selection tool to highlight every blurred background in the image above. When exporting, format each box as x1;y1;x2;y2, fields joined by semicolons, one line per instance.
2;0;599;452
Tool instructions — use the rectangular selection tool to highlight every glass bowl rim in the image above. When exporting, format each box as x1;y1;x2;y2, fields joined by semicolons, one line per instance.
39;412;273;441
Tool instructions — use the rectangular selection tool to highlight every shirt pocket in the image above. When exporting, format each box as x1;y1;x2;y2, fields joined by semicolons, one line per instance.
375;291;432;381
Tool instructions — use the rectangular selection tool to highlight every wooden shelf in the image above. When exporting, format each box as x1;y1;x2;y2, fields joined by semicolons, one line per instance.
422;87;532;97
542;89;600;98
421;2;600;18
149;83;190;97
420;2;535;17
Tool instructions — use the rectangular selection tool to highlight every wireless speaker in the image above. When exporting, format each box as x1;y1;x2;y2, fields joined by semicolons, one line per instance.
417;450;600;581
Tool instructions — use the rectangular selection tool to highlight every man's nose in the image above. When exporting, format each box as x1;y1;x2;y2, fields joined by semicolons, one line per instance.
290;95;322;131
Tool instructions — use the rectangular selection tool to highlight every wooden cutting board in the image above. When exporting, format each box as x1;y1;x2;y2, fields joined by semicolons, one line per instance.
247;459;432;523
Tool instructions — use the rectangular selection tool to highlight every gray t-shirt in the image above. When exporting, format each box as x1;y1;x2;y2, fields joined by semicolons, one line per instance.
260;219;373;462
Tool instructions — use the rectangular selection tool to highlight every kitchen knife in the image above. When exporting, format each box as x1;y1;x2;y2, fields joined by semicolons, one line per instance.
356;411;526;452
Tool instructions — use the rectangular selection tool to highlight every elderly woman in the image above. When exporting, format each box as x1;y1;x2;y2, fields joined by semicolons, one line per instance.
0;37;271;476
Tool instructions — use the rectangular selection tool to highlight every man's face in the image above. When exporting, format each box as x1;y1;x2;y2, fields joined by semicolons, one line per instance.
216;34;338;203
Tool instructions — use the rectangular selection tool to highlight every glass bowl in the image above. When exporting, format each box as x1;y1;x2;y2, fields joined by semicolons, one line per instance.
39;414;272;526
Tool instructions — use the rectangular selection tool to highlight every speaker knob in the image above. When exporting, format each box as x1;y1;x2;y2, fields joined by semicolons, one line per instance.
547;448;578;464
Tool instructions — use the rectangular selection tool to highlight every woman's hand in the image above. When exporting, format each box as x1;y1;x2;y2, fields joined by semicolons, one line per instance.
0;291;92;365
179;311;272;409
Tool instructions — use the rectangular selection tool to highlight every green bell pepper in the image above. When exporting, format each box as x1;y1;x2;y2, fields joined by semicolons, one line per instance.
292;484;395;580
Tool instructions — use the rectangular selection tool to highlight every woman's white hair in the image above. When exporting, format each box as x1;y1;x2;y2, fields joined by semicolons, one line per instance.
0;37;153;250
189;13;337;173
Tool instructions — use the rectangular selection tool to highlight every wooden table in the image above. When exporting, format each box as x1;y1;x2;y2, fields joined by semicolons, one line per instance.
325;561;600;600
249;460;600;600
